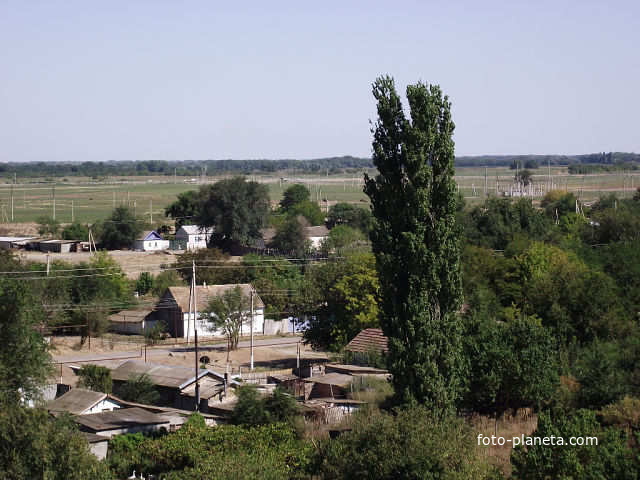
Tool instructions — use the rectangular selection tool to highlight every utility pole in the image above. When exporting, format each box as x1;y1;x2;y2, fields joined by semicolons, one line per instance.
71;200;74;222
10;183;14;222
149;199;153;224
250;288;254;371
52;185;56;220
484;167;488;197
46;254;50;276
192;260;200;411
113;191;116;208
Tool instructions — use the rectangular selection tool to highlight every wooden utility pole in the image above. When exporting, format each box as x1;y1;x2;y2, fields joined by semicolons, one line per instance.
10;183;14;222
192;260;200;411
484;167;488;197
149;199;153;224
52;185;56;220
71;200;74;222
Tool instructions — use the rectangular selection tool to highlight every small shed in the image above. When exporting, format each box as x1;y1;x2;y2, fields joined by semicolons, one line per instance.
82;432;109;460
73;407;170;438
0;236;38;249
48;388;123;415
108;309;157;335
39;239;79;253
133;231;170;251
302;373;353;400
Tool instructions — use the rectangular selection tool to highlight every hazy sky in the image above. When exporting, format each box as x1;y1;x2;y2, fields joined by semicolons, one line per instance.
1;1;638;162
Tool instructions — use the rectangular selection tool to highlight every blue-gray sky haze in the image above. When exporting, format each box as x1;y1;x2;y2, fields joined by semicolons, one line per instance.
1;0;638;162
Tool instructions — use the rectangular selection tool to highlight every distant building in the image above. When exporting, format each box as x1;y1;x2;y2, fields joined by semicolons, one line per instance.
133;230;170;251
175;225;213;251
108;309;158;335
38;239;80;253
0;236;38;250
258;225;329;251
344;328;389;357
48;388;123;415
149;284;264;339
73;407;170;438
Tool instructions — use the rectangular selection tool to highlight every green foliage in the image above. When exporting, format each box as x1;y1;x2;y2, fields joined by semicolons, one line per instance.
462;316;560;416
280;184;311;211
144;321;167;345
540;190;577;220
165;190;201;228
321;224;365;254
286;200;325;225
196;176;270;250
303;252;380;351
327;202;373;233
514;168;533;186
316;406;497;479
135;271;154;295
232;385;300;427
511;409;639;479
36;215;60;237
115;373;160;405
203;285;249;351
270;216;310;256
152;269;186;297
0;277;52;404
0;403;111;480
175;248;243;286
77;364;112;394
99;205;145;250
364;76;463;412
61;222;89;241
106;413;311;479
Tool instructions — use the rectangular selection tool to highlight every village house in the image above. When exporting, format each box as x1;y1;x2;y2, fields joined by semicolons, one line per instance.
258;225;329;251
73;407;171;438
108;309;157;335
133;230;170;251
149;284;264;339
110;360;237;411
175;225;213;250
48;388;124;415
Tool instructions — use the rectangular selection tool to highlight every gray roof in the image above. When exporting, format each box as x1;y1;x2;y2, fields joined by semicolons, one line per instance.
302;373;354;387
111;360;208;389
304;225;329;237
108;309;152;324
165;284;264;312
48;388;107;415
73;407;169;432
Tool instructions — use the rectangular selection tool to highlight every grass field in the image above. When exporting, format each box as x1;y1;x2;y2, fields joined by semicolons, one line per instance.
0;167;637;224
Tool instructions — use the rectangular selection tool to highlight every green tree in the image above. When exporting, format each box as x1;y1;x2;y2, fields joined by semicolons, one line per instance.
515;168;533;186
204;286;249;351
77;364;112;394
174;248;243;286
196;177;270;250
36;215;60;237
152;269;186;297
364;76;463;412
231;385;300;427
99;205;144;250
316;406;497;479
287;200;325;225
270;216;310;256
320;224;365;254
511;409;639;479
135;271;154;296
115;373;160;405
165;190;201;228
61;222;89;241
280;184;310;211
327;202;373;233
0;277;52;404
0;404;111;480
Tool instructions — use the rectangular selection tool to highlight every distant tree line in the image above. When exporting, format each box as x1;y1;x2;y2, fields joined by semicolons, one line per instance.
2;152;639;180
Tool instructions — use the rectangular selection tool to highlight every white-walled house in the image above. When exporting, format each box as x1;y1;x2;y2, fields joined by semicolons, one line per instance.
48;388;123;415
133;231;170;251
175;225;213;251
150;284;264;339
304;225;329;249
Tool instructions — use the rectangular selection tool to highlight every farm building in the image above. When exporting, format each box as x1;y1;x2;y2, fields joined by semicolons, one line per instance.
108;309;158;335
110;360;237;411
73;407;170;438
48;388;123;415
38;239;79;253
175;225;213;251
133;230;170;251
149;284;264;339
0;236;38;249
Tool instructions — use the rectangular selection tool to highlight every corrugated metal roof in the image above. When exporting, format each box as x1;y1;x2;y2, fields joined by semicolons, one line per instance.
166;284;264;312
344;328;389;354
111;360;207;388
48;388;107;415
180;376;225;400
73;407;168;432
302;373;353;387
178;225;214;235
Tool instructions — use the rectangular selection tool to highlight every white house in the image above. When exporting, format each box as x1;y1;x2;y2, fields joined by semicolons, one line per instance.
151;284;264;339
133;231;170;251
175;225;214;251
304;225;330;249
108;309;159;335
48;388;123;415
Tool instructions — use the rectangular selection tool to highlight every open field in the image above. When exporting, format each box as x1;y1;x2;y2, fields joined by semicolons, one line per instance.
0;167;638;224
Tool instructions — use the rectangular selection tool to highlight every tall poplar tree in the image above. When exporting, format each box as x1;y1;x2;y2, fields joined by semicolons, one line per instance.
364;76;463;413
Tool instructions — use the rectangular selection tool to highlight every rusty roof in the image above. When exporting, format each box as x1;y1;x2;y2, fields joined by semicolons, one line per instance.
47;388;107;415
344;328;389;354
165;284;264;312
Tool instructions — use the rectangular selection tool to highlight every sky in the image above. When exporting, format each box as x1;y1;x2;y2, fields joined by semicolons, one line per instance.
1;0;638;162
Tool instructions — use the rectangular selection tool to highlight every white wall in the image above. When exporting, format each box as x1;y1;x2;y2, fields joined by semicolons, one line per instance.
308;236;327;249
134;240;170;251
181;309;265;339
85;398;122;415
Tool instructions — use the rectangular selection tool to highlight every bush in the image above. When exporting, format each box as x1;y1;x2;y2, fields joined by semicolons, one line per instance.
135;271;154;296
77;364;112;394
232;385;300;427
115;374;160;405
